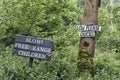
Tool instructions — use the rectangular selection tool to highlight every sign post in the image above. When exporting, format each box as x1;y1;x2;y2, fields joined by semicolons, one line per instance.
13;34;53;67
75;0;101;76
29;58;33;67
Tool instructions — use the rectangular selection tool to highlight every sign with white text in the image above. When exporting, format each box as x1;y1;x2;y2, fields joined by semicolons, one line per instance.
80;31;95;37
74;25;101;37
13;35;53;60
74;25;101;31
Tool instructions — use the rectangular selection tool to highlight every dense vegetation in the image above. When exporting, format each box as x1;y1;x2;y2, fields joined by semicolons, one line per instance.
0;0;120;80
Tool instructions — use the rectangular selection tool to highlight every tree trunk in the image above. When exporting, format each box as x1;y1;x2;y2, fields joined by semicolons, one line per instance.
77;0;99;76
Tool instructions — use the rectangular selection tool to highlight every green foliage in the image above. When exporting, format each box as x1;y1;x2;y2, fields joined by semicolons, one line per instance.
0;0;120;80
97;4;120;54
0;45;120;80
0;0;79;45
77;48;93;69
0;45;77;80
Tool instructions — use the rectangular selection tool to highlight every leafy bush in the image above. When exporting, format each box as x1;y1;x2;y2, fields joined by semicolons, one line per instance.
0;0;120;80
0;0;80;46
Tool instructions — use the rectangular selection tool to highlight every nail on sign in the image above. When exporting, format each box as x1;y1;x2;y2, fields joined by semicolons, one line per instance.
13;35;53;60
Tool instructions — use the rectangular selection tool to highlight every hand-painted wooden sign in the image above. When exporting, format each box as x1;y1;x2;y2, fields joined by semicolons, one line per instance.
74;25;101;37
74;25;101;31
13;35;53;60
80;31;95;37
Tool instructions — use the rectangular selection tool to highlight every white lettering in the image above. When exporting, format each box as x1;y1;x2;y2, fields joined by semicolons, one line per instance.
17;50;46;59
32;46;36;50
18;50;30;57
80;31;95;37
74;25;101;31
15;43;29;49
32;46;51;53
30;52;46;59
25;38;43;44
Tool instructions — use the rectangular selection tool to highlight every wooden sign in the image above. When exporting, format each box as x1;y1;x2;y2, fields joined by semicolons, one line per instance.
74;25;101;38
74;25;101;31
80;31;95;37
13;35;53;60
